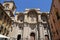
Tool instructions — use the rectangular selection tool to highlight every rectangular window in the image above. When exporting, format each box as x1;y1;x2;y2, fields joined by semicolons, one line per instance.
56;12;60;20
56;30;59;35
53;19;55;23
51;24;53;28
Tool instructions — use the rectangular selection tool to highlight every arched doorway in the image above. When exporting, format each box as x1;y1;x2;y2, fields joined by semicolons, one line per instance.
17;34;21;40
45;35;49;40
30;32;35;40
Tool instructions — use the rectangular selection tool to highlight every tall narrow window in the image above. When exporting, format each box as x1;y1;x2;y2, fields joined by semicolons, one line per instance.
19;16;24;22
56;30;59;35
56;12;60;20
51;24;53;29
53;19;55;23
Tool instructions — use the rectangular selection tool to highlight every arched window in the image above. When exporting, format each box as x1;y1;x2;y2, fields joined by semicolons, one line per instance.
4;4;9;9
28;9;37;17
41;13;47;22
18;13;24;22
27;9;38;22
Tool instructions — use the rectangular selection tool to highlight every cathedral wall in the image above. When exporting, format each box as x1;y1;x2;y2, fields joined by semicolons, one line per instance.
8;26;22;38
23;27;30;40
23;24;38;40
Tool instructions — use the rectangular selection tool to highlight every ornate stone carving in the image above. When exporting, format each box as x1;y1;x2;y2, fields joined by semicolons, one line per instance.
29;24;36;30
19;24;23;30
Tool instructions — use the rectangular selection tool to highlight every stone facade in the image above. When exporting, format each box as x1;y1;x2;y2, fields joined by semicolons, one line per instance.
8;9;51;40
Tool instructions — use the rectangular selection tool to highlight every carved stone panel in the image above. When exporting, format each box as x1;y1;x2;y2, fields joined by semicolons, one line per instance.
29;24;36;30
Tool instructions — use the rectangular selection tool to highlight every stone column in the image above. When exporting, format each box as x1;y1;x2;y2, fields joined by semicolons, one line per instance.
35;25;38;40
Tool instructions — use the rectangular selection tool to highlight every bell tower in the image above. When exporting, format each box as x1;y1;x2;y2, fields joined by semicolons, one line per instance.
3;0;16;17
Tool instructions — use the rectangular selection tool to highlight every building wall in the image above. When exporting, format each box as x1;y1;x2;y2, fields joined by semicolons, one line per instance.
8;25;22;38
0;3;12;36
49;0;60;40
8;9;50;40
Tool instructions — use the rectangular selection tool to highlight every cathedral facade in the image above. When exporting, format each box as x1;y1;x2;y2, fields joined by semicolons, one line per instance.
1;1;51;40
8;9;51;40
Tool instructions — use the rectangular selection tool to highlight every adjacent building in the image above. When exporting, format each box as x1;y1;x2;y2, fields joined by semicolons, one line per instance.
3;1;16;17
49;0;60;40
0;3;12;36
0;0;16;37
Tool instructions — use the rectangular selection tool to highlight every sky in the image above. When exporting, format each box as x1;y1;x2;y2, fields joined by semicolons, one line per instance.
0;0;52;12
